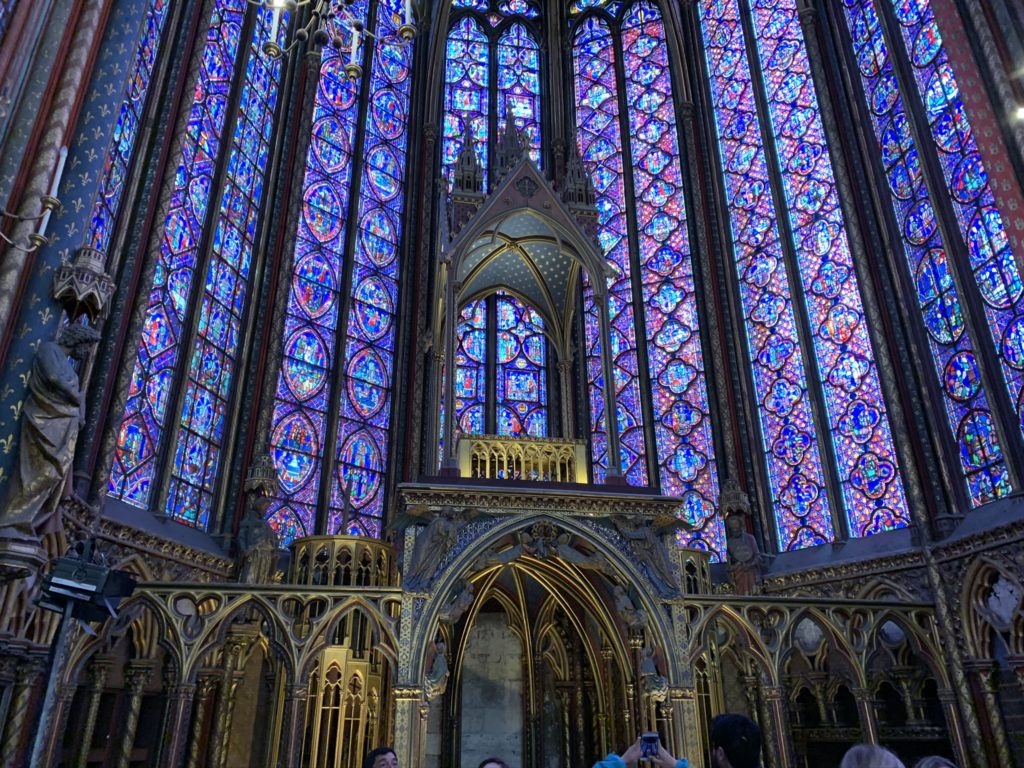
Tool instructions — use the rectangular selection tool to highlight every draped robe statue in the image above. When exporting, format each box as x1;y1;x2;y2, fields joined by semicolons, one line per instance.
0;324;100;542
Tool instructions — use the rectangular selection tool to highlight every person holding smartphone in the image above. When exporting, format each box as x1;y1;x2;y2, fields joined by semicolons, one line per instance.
593;735;688;768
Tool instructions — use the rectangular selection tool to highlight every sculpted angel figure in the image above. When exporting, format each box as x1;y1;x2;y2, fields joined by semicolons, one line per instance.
439;579;476;625
611;514;689;597
391;506;486;592
0;324;100;541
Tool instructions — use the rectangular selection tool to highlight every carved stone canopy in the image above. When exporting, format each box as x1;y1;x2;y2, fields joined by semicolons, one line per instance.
441;136;610;360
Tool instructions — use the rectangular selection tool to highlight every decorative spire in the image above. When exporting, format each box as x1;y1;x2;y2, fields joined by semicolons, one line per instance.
560;133;599;237
450;121;485;234
494;121;528;183
561;133;597;209
452;121;483;197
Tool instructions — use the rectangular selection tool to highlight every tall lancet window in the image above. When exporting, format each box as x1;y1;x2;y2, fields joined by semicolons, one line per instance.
572;2;723;557
838;0;1024;506
110;1;287;528
441;0;548;440
697;0;910;549
268;0;414;542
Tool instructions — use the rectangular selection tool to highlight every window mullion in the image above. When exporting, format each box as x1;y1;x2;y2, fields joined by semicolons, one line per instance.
735;0;849;540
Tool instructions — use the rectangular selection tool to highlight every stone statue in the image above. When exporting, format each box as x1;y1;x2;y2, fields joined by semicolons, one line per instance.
611;515;688;598
639;644;668;702
237;455;281;585
721;480;764;596
612;584;647;630
0;324;100;543
392;507;486;592
439;579;475;625
425;639;450;699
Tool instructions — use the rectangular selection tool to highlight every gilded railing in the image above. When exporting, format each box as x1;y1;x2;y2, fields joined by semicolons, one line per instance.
457;434;588;483
290;535;395;587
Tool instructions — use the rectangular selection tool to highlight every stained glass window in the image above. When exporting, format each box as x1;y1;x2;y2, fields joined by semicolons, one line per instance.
572;5;721;554
455;301;487;435
268;0;413;542
496;23;541;163
443;17;489;186
88;0;171;254
840;0;1012;505
163;7;287;526
699;0;911;547
110;0;251;509
621;2;721;554
496;295;548;437
884;0;1024;453
441;0;548;445
267;8;367;543
573;17;650;485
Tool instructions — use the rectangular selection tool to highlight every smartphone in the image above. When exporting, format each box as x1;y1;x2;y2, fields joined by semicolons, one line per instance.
640;732;660;759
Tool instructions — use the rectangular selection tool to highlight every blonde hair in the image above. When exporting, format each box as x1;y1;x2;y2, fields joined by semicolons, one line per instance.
840;744;905;768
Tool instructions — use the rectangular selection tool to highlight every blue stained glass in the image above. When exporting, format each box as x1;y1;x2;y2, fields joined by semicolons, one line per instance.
840;0;1011;505
111;0;249;510
89;0;171;254
497;23;541;164
443;17;489;187
267;2;368;543
165;7;288;527
699;0;834;549
455;301;487;434
750;0;909;538
573;17;650;485
328;0;414;536
496;296;548;437
883;0;1024;445
622;2;722;558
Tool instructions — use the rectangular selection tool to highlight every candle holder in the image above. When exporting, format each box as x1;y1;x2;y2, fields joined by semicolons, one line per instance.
343;62;362;80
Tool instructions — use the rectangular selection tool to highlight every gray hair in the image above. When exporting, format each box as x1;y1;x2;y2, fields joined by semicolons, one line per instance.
840;745;905;768
913;759;956;768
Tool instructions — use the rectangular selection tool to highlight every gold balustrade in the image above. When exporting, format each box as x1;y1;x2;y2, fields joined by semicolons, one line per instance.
289;535;395;587
457;434;588;483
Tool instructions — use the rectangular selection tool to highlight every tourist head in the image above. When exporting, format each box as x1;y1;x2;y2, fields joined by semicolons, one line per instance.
478;759;510;768
840;744;905;768
363;747;398;768
913;759;956;768
709;714;761;768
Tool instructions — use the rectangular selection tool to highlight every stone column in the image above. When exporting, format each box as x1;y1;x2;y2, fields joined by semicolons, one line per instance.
115;663;153;768
0;0;106;337
186;674;219;768
669;689;699;768
558;359;575;439
938;687;971;768
966;660;1013;766
852;687;879;744
158;681;196;768
276;682;310;768
746;676;776;768
392;685;424;768
0;659;43;766
76;657;112;768
208;637;251;768
762;685;794;768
